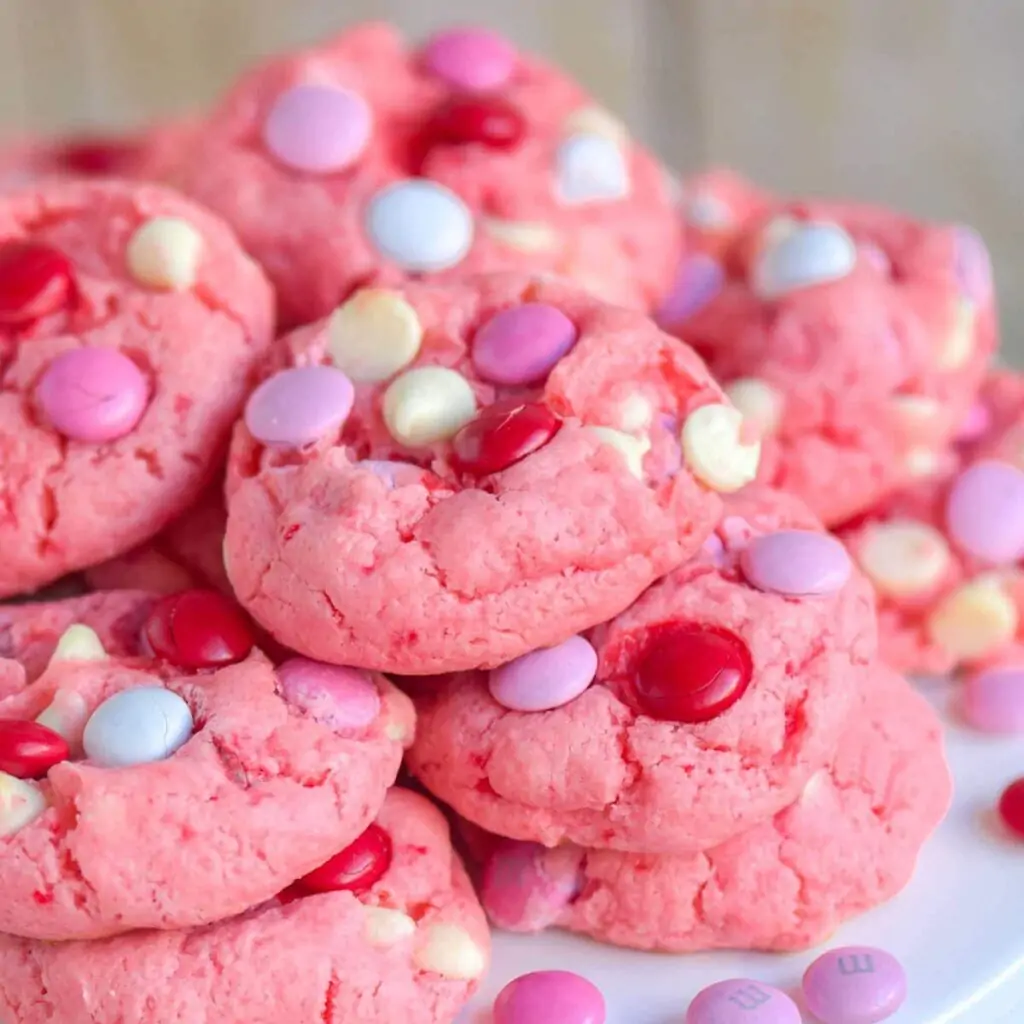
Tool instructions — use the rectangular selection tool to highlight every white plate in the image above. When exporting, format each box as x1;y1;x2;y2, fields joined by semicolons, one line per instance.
458;678;1024;1023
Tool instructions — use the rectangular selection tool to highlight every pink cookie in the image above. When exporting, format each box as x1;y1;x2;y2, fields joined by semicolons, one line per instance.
661;170;996;525
0;644;413;940
178;22;679;326
407;487;876;853
0;788;489;1024
224;273;741;674
470;665;950;952
0;178;274;596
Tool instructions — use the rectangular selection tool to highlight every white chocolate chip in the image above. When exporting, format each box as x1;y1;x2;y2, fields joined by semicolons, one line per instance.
0;773;47;838
564;105;629;143
35;690;90;751
126;216;203;291
891;395;943;439
615;394;654;434
936;298;976;371
905;447;941;478
482;218;560;254
685;192;733;231
798;770;829;806
49;625;106;664
724;378;784;436
856;519;952;597
587;426;651;478
363;905;416;947
681;403;761;493
385;718;410;743
327;289;423;382
381;367;477;447
926;576;1019;660
413;922;486;980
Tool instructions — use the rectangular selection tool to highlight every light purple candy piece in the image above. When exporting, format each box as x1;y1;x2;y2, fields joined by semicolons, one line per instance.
961;665;1024;734
245;365;354;447
802;946;907;1024
262;84;372;174
954;224;993;306
493;971;606;1024
740;529;852;596
488;635;598;712
471;303;578;386
656;253;724;326
686;979;801;1024
482;840;583;931
277;657;380;734
945;459;1024;564
421;27;517;92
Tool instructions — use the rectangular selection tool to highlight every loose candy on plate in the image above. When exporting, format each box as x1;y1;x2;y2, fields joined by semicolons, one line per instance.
685;979;801;1024
802;946;907;1024
493;971;606;1024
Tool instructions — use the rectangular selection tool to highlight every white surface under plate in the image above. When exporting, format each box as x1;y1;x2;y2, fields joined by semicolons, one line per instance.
458;677;1024;1023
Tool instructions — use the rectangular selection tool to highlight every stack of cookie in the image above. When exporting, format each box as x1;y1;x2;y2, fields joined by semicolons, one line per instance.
0;19;981;1024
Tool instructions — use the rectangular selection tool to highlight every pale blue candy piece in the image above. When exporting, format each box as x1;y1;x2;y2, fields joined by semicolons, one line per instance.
82;686;194;768
752;221;856;299
555;133;630;205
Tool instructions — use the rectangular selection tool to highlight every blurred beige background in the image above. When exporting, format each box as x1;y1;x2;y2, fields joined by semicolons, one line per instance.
1;0;1020;352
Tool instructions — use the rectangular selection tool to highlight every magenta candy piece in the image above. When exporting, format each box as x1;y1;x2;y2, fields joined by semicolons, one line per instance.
961;666;1024;733
954;224;993;306
277;658;380;734
740;529;852;596
955;400;992;445
245;365;354;448
802;946;907;1024
262;84;372;174
36;347;148;442
686;980;801;1024
488;635;598;712
946;459;1024;564
482;840;583;931
493;971;605;1024
656;253;724;326
471;303;578;386
421;27;517;92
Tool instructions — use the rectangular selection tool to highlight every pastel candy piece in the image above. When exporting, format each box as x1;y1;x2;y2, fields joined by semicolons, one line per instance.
961;665;1024;733
0;772;47;838
82;686;193;768
493;971;606;1024
954;224;993;305
482;217;560;253
686;979;801;1024
276;657;380;734
945;460;1024;563
740;529;852;596
802;946;907;1024
365;179;473;272
49;624;106;663
555;134;630;205
421;27;518;91
472;303;578;385
482;840;583;931
262;83;372;173
680;402;762;492
856;520;951;597
381;366;477;447
36;347;149;443
955;400;992;444
245;365;354;447
488;635;598;712
656;253;724;326
412;922;487;980
126;216;204;290
724;377;784;436
751;221;857;299
327;289;423;382
926;575;1019;660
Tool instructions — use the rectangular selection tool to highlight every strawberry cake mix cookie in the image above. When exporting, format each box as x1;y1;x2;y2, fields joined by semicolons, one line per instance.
407;487;876;853
470;665;950;952
658;170;996;525
179;22;679;326
0;788;489;1024
225;273;752;674
0;619;414;939
0;178;274;597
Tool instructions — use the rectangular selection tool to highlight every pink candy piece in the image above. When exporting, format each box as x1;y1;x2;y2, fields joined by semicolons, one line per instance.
954;224;993;306
802;946;907;1024
494;971;605;1024
471;303;578;386
36;347;148;442
686;980;801;1024
954;400;992;445
945;460;1024;564
961;665;1024;733
421;27;517;92
740;529;852;596
245;365;354;448
488;635;598;712
276;658;380;734
481;840;583;931
858;242;892;275
656;253;724;326
262;84;372;174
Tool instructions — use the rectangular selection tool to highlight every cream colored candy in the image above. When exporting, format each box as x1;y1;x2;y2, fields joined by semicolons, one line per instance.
482;218;560;253
905;447;941;478
413;922;487;980
35;690;90;751
564;105;629;143
856;520;951;597
382;367;477;447
681;403;761;492
48;624;106;664
926;575;1019;660
724;378;784;436
587;426;651;479
327;289;423;382
936;298;975;371
363;906;416;947
126;216;203;290
615;394;654;434
0;773;47;838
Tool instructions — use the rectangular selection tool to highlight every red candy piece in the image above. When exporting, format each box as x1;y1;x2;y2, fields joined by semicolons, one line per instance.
451;401;562;477
426;96;526;151
0;242;75;327
998;777;1024;839
144;590;254;669
55;136;140;176
0;719;70;779
632;622;753;723
295;823;393;895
